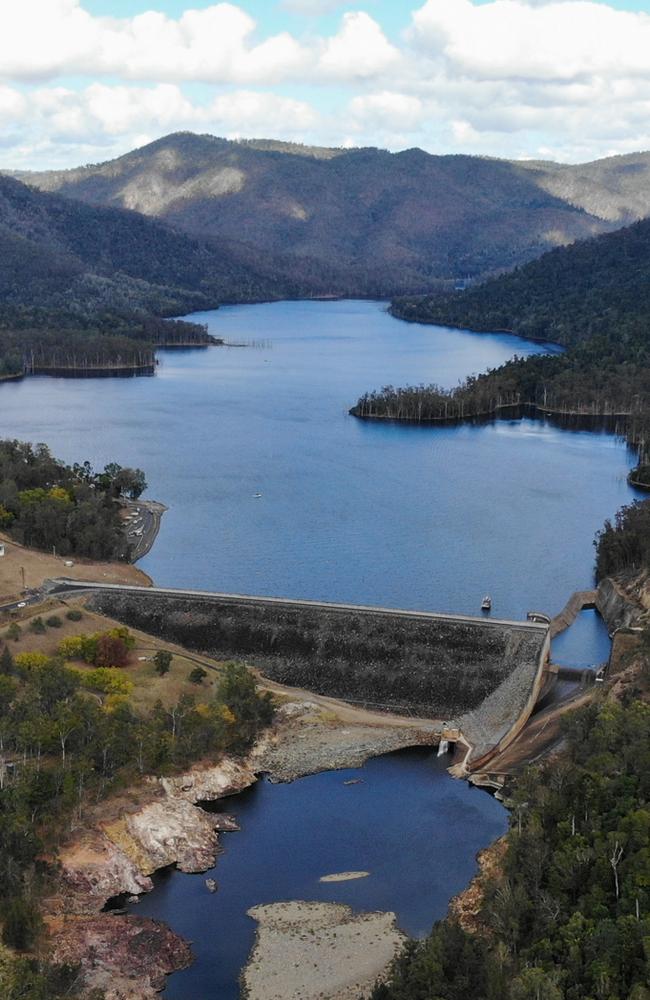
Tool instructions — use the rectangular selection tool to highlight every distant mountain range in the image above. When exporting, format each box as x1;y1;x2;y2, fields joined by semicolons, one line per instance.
13;132;650;297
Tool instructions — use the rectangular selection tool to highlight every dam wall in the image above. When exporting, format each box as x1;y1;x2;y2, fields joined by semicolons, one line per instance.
71;583;550;723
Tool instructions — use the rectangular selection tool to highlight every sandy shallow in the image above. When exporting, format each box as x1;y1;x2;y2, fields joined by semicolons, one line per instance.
243;900;406;1000
319;871;370;883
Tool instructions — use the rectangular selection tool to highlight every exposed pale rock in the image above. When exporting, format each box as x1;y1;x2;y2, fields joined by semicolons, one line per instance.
243;901;406;1000
597;575;646;633
56;832;153;915
160;757;256;802
120;797;222;874
319;871;370;882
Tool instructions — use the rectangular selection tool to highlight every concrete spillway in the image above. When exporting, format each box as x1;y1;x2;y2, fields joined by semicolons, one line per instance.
51;580;550;766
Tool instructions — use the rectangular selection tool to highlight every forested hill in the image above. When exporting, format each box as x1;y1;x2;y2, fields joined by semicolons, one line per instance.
0;173;302;329
11;131;630;295
392;216;650;349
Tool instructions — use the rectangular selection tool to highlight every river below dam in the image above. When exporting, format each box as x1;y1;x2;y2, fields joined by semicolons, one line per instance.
0;298;640;996
128;749;508;999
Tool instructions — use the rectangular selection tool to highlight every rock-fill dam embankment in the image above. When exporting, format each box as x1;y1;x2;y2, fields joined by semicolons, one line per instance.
71;584;550;763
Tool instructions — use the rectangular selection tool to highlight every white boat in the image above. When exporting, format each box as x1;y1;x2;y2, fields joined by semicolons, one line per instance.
481;595;492;611
252;492;263;498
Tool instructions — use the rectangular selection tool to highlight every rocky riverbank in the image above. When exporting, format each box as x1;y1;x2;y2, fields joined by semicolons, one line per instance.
48;915;192;1000
251;699;439;781
46;698;438;997
45;756;256;997
51;756;256;916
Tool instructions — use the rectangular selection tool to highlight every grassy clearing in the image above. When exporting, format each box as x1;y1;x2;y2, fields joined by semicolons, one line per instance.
0;598;228;710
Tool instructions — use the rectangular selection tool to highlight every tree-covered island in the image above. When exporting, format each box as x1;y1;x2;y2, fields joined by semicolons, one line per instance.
352;216;650;480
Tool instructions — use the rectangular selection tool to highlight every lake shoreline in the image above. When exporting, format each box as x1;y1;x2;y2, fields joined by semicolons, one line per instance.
388;302;566;350
350;400;633;430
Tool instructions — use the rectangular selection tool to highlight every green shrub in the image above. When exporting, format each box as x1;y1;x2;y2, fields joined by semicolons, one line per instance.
1;897;42;950
45;615;62;628
153;649;172;676
28;617;46;634
6;622;21;642
78;668;133;696
14;652;52;672
65;609;83;621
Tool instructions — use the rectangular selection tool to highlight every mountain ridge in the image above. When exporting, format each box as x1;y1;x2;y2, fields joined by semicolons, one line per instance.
13;131;650;294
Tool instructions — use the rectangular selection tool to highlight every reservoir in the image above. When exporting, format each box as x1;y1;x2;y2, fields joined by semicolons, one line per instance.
129;749;508;999
0;299;640;995
0;300;640;637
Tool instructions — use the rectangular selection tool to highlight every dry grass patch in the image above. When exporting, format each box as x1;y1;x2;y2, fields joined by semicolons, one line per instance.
0;598;229;710
0;531;150;603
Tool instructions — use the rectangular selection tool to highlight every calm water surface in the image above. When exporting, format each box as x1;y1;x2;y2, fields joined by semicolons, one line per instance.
0;300;640;642
131;749;507;999
0;299;638;996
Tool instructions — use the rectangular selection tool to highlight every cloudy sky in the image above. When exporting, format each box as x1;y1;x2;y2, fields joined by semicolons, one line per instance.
3;0;650;169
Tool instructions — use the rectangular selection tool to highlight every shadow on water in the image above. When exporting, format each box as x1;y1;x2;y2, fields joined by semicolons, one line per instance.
552;608;611;669
128;748;507;999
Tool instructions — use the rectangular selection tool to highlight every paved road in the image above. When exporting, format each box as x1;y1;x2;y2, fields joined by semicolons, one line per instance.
47;579;548;632
0;592;42;615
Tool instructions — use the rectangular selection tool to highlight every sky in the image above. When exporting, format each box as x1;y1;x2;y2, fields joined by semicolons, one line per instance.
3;0;650;170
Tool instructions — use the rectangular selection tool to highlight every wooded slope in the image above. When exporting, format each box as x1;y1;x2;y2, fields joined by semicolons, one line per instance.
14;131;634;295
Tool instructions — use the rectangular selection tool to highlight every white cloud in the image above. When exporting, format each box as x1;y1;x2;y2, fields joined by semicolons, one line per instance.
0;1;400;85
3;0;650;166
409;0;650;81
318;12;399;78
0;1;310;84
349;91;424;131
0;82;319;168
0;85;27;124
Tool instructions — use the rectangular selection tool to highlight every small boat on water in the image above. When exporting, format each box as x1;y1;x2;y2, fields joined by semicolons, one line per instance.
481;595;492;612
252;493;263;498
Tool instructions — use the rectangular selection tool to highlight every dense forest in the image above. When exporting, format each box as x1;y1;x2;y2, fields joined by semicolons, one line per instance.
0;637;273;998
0;173;302;378
392;217;650;349
595;498;650;581
374;696;650;1000
0;440;146;560
19;131;644;294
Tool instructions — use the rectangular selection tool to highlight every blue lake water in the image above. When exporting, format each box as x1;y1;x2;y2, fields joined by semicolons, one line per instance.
1;301;634;617
0;298;640;996
130;749;507;999
0;300;640;660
